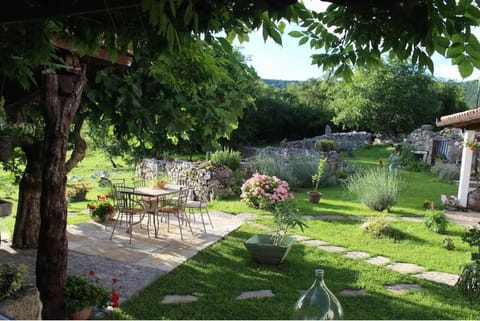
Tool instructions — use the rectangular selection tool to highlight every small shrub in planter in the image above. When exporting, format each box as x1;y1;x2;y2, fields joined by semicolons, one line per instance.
424;209;447;234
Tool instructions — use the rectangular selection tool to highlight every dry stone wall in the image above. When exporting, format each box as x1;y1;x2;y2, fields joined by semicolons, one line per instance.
135;159;235;200
280;132;372;151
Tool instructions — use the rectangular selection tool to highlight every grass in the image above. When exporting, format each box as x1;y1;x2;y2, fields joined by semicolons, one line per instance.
120;224;480;320
1;145;478;319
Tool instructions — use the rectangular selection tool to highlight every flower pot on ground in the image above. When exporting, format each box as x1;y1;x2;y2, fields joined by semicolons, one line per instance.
307;191;322;204
88;194;114;223
244;234;296;264
64;273;110;319
244;200;307;265
0;199;12;217
67;183;91;202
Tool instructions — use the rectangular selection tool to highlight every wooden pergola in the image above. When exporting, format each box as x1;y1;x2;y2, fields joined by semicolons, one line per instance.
436;108;480;207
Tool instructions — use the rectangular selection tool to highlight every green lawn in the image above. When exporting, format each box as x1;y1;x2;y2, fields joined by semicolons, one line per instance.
1;145;478;319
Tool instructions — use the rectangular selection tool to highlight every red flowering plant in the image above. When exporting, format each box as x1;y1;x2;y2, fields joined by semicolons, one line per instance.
88;194;115;222
64;270;120;314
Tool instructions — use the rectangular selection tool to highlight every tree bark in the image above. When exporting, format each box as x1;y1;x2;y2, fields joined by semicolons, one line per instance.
12;143;43;249
36;67;86;320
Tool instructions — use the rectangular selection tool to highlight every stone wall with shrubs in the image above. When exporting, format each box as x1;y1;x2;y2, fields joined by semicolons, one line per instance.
279;131;372;151
135;159;236;200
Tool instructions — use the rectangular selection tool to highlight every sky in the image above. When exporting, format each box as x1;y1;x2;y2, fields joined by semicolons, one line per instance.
234;1;480;82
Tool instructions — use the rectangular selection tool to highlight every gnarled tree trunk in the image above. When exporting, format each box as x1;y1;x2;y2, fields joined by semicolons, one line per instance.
36;67;86;320
12;143;43;249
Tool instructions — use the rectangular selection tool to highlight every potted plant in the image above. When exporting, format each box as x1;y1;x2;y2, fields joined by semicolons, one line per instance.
88;194;115;223
67;182;91;202
309;159;326;203
244;200;308;265
456;224;480;304
64;272;110;320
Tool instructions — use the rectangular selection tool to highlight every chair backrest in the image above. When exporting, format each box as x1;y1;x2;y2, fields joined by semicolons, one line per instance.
176;187;190;209
133;178;146;188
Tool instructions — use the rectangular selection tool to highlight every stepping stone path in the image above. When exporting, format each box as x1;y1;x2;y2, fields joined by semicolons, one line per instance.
365;256;390;265
386;263;425;274
161;294;198;304
384;284;423;294
413;271;459;286
343;251;370;259
235;289;274;300
318;245;347;253
339;289;368;296
301;239;329;247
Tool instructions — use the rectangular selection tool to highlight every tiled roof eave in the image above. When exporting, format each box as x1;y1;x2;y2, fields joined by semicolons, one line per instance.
436;108;480;128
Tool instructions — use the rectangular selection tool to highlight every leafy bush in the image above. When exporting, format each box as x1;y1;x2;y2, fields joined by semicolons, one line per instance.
240;173;293;209
360;215;391;238
424;209;447;234
344;167;400;212
314;139;336;152
208;148;241;170
0;263;28;301
443;237;455;250
456;224;480;304
431;162;460;181
251;152;316;188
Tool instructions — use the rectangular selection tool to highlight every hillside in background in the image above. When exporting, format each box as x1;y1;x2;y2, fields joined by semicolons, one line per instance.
262;78;302;88
460;80;479;109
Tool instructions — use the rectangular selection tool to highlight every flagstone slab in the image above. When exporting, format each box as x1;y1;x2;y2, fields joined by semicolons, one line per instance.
302;214;362;221
344;251;370;259
386;263;425;274
339;289;368;296
161;295;198;304
384;284;423;294
365;256;390;266
301;239;329;247
413;271;459;286
235;289;275;300
318;245;347;253
291;234;310;241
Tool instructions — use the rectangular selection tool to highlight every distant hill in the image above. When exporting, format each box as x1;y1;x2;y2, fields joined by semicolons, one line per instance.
460;80;479;109
262;78;303;89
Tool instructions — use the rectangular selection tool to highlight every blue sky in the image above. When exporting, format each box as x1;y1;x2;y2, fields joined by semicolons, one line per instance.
234;1;480;82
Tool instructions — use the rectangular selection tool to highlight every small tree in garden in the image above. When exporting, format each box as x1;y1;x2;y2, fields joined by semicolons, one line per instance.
240;173;293;210
345;167;400;212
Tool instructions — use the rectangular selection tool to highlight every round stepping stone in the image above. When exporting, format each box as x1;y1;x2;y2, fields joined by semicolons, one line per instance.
301;239;329;247
339;289;368;296
386;262;425;274
235;289;274;300
318;245;346;253
292;234;310;241
413;271;459;286
365;256;390;265
384;284;423;294
161;294;198;304
343;251;370;259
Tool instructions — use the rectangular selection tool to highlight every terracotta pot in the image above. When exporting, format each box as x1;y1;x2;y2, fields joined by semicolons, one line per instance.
307;191;322;204
68;306;93;320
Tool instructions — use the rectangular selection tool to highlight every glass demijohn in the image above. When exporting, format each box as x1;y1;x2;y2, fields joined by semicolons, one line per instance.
291;269;344;320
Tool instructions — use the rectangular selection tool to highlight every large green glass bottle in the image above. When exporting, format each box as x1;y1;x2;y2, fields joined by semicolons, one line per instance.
291;269;344;320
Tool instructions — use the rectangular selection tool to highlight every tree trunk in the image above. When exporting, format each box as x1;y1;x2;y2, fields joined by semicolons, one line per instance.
36;67;86;320
12;143;43;249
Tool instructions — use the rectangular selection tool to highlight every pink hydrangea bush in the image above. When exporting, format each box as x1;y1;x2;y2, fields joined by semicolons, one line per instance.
241;173;293;209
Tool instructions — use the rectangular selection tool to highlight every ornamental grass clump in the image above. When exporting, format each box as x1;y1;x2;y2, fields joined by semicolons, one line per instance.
345;167;400;212
241;173;293;209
